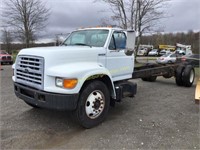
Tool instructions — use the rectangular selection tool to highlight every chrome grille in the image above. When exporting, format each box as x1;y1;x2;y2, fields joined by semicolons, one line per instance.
15;55;44;90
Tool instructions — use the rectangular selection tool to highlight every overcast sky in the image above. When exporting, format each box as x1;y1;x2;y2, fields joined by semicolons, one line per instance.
1;0;200;42
44;0;199;38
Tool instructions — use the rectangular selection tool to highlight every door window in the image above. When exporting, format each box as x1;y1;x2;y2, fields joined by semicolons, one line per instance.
109;32;126;50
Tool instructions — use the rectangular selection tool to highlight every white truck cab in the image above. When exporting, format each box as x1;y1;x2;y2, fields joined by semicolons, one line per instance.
175;43;193;56
13;27;137;128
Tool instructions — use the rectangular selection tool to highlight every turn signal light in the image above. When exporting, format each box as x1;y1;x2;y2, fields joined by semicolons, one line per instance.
63;79;78;89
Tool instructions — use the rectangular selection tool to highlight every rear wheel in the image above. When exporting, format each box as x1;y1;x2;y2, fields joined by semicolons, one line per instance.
175;65;185;86
142;76;157;82
148;76;157;82
73;80;110;128
141;78;148;81
182;65;195;87
163;74;172;78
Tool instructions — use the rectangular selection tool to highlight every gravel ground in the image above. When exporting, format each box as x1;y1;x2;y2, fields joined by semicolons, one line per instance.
0;65;199;149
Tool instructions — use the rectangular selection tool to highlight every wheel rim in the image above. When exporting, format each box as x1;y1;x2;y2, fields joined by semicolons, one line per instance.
85;90;105;119
189;70;194;83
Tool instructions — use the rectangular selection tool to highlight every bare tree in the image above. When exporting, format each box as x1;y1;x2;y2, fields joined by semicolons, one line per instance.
2;0;50;48
97;0;136;29
1;28;13;54
96;0;169;58
135;0;169;52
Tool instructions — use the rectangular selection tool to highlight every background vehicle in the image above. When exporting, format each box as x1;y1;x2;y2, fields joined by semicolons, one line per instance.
148;49;158;56
159;49;171;56
181;54;200;67
159;50;166;56
137;44;153;56
137;49;147;56
175;43;193;55
0;50;13;65
156;53;177;64
158;45;176;51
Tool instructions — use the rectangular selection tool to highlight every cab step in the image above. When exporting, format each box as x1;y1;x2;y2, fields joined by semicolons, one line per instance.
114;81;137;102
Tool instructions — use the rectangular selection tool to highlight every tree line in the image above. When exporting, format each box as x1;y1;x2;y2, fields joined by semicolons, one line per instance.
140;30;199;54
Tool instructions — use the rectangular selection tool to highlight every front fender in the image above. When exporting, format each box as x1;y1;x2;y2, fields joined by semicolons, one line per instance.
45;62;115;96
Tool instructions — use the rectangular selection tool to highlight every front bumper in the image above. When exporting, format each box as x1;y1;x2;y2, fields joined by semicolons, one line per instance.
14;83;79;111
0;60;13;64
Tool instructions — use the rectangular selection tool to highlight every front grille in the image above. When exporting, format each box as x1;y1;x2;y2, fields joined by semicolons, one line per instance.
15;55;44;90
2;56;11;60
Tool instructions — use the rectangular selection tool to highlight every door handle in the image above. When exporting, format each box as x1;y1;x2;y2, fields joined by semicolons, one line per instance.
98;53;106;56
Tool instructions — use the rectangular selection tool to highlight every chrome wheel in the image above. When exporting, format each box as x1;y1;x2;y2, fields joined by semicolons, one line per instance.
85;90;105;119
189;69;194;83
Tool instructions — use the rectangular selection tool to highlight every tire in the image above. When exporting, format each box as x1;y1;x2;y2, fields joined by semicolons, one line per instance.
141;76;157;82
73;80;110;128
182;65;195;87
25;102;40;108
148;76;157;82
141;78;148;81
168;61;172;64
175;65;185;86
163;74;172;79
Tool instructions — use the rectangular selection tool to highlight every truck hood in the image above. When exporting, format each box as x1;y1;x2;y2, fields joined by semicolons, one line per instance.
18;46;105;66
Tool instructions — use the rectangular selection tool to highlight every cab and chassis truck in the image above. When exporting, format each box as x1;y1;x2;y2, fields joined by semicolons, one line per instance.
12;27;195;128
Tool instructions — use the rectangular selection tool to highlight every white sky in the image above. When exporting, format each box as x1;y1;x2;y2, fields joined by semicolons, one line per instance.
1;0;200;42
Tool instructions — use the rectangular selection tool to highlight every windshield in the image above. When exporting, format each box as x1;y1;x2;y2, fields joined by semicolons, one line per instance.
62;29;109;47
163;53;171;57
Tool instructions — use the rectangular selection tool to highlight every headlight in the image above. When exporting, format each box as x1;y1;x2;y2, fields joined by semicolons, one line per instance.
56;78;78;89
55;78;63;87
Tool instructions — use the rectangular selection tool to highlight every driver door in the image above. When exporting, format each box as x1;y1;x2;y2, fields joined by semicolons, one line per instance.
106;31;134;81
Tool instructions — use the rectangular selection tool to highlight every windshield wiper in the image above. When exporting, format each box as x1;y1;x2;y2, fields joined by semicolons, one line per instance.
62;43;68;46
73;43;92;47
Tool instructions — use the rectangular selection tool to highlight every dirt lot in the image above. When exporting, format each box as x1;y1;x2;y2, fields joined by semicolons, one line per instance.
0;65;199;149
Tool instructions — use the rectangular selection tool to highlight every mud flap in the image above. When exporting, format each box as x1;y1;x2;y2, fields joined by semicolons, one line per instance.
195;78;200;104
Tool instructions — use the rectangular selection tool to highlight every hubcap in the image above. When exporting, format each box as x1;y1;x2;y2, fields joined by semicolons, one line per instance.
189;70;194;83
85;90;105;119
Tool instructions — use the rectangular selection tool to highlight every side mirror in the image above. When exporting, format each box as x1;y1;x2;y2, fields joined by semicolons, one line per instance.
124;49;134;56
125;30;135;56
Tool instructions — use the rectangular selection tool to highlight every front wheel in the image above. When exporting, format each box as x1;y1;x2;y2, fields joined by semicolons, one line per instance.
73;80;110;128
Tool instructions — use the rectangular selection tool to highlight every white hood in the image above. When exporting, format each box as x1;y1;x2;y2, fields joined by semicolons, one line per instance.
18;46;105;66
